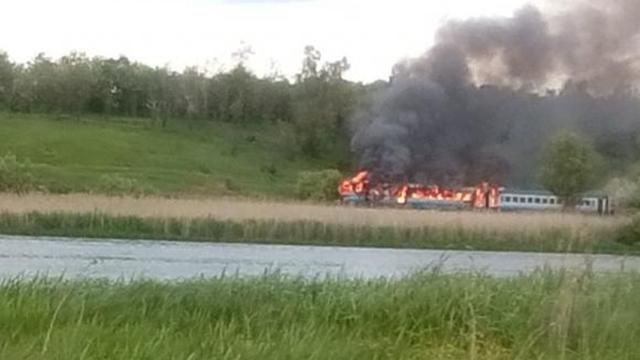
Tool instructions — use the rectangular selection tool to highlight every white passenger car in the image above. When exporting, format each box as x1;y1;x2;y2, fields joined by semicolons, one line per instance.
499;189;611;214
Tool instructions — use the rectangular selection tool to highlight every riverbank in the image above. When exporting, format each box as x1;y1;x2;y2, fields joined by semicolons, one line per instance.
2;270;639;359
0;193;633;254
0;210;634;255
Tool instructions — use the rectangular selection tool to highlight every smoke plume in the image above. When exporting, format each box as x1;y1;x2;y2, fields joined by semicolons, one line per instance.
351;0;640;186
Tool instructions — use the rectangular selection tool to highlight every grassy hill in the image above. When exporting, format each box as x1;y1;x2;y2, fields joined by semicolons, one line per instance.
0;113;338;197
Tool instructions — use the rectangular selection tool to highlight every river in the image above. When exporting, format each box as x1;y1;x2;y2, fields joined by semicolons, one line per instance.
1;235;638;280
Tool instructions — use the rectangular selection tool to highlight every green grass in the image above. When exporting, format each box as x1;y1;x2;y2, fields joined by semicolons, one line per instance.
0;211;635;255
0;113;335;197
2;270;640;359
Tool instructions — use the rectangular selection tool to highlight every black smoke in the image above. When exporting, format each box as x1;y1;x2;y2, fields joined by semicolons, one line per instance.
351;0;640;187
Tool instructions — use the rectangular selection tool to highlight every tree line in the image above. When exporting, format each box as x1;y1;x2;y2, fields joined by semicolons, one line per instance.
0;47;372;158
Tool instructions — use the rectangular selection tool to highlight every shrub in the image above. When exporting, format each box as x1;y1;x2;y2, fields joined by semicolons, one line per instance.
615;216;640;246
603;177;639;212
98;174;157;197
295;169;342;201
0;153;34;193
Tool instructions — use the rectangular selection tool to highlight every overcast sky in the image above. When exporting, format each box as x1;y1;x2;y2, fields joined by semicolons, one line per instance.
1;0;539;82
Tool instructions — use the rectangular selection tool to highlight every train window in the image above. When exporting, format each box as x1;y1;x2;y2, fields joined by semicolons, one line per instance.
550;198;556;204
534;198;541;204
542;198;548;204
527;197;533;203
504;196;511;202
520;197;526;203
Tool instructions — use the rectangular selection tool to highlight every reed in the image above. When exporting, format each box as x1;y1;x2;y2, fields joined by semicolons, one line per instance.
0;210;632;254
1;270;640;359
0;193;621;231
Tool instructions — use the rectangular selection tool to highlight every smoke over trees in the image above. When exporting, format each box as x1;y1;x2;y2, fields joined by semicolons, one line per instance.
352;0;640;187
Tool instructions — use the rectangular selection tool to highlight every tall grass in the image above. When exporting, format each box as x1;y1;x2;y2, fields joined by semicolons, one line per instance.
1;270;640;359
0;211;633;254
0;193;620;231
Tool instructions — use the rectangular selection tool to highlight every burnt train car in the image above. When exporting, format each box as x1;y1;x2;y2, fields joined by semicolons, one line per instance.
339;171;500;211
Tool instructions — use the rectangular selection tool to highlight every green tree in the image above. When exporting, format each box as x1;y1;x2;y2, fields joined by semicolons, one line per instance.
8;64;33;112
0;51;13;108
293;46;356;158
29;53;61;112
57;52;95;115
538;132;599;208
181;66;209;119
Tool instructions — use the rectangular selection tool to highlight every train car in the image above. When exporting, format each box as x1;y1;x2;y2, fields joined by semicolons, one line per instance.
499;189;611;215
338;172;611;214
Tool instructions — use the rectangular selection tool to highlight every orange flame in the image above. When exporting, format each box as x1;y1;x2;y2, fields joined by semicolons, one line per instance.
338;171;501;209
338;171;370;196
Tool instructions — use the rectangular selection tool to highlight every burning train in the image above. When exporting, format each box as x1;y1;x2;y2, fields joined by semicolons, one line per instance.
338;171;500;210
338;171;611;214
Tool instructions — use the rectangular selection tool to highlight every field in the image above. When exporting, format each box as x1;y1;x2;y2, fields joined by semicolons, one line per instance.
0;193;633;254
0;113;635;254
0;113;335;197
2;270;640;359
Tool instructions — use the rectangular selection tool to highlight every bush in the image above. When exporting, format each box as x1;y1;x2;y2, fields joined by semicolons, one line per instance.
295;169;342;201
615;216;640;246
603;177;639;212
98;174;157;197
0;153;34;193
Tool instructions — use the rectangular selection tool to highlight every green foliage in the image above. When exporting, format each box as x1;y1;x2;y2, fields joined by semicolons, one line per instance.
0;51;12;109
293;46;357;158
97;174;157;197
603;177;640;212
0;153;34;193
260;163;278;179
615;216;640;246
0;49;346;128
3;271;640;358
0;48;361;167
223;178;239;192
295;169;343;201
603;160;640;212
539;132;600;206
0;114;337;197
0;211;628;254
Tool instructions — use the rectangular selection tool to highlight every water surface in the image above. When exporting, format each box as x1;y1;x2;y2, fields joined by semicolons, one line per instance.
1;235;637;280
